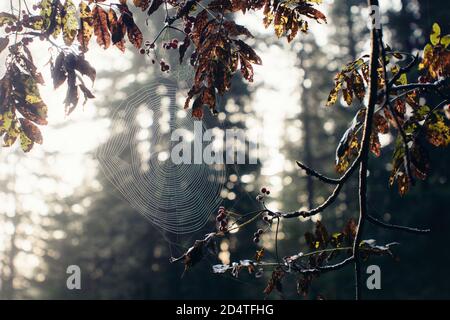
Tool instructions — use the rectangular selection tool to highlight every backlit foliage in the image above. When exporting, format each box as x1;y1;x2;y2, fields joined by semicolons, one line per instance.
0;0;326;151
327;23;450;195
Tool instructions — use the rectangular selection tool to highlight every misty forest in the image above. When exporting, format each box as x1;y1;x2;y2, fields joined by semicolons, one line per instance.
0;0;449;300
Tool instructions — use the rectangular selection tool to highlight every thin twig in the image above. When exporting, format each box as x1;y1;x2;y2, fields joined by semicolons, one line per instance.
295;160;340;185
275;217;281;266
367;214;430;234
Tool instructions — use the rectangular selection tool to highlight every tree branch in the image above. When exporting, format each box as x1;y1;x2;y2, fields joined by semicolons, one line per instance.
353;0;381;300
295;160;340;185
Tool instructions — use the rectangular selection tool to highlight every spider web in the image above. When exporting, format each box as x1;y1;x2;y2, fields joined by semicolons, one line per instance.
96;79;225;234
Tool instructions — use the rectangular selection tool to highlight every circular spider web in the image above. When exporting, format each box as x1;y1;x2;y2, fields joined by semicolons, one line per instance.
96;80;225;234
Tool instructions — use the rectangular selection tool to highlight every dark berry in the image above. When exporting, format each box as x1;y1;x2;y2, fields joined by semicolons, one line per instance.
253;237;260;244
261;187;267;193
418;76;427;84
257;229;263;235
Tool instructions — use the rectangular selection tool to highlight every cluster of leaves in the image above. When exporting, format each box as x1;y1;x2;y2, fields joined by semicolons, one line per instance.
326;56;368;107
294;220;397;297
0;0;328;151
420;23;450;79
0;0;148;151
31;0;144;51
184;10;262;118
326;23;450;195
51;50;96;114
144;0;327;118
0;43;46;152
205;219;396;298
388;24;449;195
169;233;217;273
263;0;326;42
89;1;143;51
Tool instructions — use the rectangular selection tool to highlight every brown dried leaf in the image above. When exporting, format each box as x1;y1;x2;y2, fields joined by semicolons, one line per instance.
92;5;111;49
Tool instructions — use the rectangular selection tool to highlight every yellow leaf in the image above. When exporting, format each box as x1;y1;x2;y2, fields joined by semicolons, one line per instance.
441;34;450;48
326;81;342;106
20;130;34;152
39;0;53;31
62;0;78;45
3;119;20;147
0;110;14;133
430;23;441;46
397;73;407;85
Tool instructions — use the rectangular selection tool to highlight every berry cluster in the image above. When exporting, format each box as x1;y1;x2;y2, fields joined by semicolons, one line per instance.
256;187;270;201
262;215;272;224
253;228;264;244
21;37;34;46
159;59;170;72
216;206;228;233
183;16;195;34
162;39;178;50
4;10;28;34
139;40;171;72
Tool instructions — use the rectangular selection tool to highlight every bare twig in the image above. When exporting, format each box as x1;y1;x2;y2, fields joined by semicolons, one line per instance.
367;214;430;234
295;160;340;185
